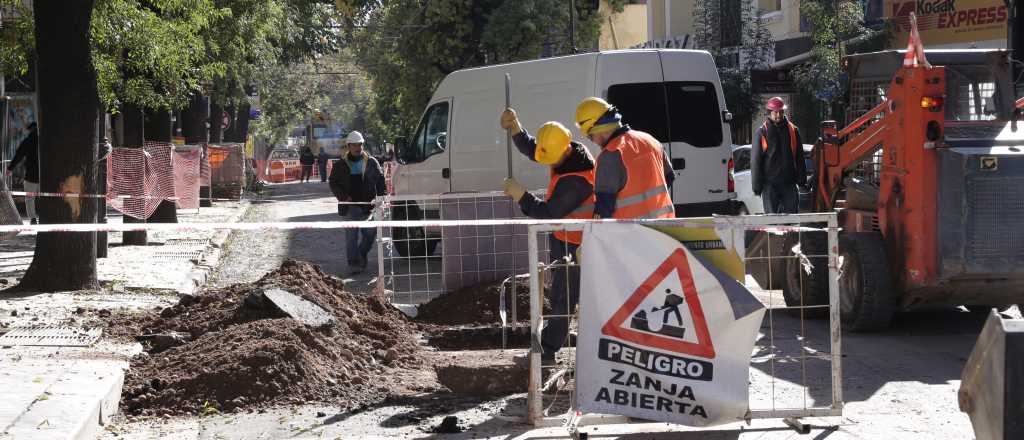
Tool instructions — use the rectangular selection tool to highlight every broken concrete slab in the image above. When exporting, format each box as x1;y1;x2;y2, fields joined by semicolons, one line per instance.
245;287;336;327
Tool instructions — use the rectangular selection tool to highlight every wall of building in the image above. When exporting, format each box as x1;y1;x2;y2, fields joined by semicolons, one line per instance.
599;1;649;50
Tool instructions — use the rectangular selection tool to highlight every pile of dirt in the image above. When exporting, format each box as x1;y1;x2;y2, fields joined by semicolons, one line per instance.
118;260;427;417
415;278;549;326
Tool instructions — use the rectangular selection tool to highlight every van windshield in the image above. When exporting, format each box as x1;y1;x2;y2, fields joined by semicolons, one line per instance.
607;81;723;148
400;101;449;164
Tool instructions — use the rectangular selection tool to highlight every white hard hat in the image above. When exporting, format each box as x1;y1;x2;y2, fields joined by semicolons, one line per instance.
346;131;364;144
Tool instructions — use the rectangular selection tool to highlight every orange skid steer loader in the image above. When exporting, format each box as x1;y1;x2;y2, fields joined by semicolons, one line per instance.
783;16;1024;331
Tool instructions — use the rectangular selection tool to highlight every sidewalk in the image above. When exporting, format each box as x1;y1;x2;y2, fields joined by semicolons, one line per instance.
0;201;250;440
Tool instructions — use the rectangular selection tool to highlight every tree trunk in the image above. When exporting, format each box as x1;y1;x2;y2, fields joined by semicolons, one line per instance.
96;110;108;258
182;95;209;144
120;103;148;246
182;96;210;207
18;1;99;292
204;100;222;207
144;108;178;224
224;102;250;143
209;101;224;143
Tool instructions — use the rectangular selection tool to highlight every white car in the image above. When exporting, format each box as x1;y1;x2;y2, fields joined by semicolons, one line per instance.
731;144;815;214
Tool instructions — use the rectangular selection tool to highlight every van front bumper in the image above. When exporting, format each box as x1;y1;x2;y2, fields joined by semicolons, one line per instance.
675;199;741;217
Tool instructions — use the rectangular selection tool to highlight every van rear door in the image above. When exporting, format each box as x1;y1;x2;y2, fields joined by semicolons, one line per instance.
658;51;732;206
596;51;674;194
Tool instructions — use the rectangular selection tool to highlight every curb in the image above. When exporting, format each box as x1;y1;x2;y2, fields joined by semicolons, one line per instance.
0;359;126;440
176;201;253;295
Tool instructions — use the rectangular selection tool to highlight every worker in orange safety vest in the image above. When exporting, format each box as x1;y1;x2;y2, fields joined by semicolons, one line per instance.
574;97;675;220
751;96;807;214
500;108;595;367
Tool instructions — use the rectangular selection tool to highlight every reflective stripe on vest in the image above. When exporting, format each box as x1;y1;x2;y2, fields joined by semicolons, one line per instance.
547;169;596;245
761;121;799;156
602;130;675;220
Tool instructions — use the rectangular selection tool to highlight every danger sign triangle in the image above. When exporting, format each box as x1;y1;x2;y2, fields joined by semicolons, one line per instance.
601;248;716;359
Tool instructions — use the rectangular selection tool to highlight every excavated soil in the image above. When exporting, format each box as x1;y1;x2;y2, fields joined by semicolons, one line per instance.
415;278;549;326
115;260;431;417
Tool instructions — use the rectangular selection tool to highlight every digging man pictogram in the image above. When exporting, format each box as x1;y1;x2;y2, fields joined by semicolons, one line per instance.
653;289;685;326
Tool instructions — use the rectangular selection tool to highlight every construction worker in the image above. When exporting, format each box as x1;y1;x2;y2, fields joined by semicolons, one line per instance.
751;96;807;214
500;108;595;366
329;130;386;274
574;97;675;219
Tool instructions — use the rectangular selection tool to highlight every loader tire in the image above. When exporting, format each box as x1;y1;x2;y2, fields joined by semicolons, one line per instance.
783;230;830;318
839;232;897;332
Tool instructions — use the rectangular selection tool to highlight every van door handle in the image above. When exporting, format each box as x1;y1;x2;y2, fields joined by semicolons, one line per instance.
442;168;450;179
671;158;685;170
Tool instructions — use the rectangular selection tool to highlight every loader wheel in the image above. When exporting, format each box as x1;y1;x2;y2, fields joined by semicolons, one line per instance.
783;230;830;317
839;232;897;332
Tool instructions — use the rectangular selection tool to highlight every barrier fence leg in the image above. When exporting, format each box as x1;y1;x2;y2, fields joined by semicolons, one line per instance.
827;214;844;412
527;228;543;425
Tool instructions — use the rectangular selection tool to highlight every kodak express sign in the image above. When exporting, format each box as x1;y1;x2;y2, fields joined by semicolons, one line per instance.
886;0;1008;47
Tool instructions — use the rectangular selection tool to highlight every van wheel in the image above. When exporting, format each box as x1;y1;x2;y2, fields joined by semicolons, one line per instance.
782;230;829;318
390;202;440;258
839;232;897;332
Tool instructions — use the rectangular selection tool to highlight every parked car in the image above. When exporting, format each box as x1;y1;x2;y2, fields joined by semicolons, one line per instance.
732;143;815;214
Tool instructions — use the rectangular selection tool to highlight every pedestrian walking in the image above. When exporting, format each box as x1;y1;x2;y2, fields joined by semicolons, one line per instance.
317;148;329;182
500;108;595;366
8;123;39;224
751;97;807;214
574;97;675;219
328;131;386;274
299;146;315;182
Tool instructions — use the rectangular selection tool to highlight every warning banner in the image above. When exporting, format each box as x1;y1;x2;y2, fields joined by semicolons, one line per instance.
577;223;765;426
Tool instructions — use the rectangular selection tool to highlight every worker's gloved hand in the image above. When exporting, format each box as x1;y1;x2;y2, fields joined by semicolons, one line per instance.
574;245;583;265
503;178;526;201
500;108;522;134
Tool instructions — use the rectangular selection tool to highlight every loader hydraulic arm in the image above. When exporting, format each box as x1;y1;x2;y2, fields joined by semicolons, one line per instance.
812;99;895;212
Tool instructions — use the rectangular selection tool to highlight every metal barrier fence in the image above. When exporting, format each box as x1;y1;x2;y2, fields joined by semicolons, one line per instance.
374;192;546;307
524;213;842;434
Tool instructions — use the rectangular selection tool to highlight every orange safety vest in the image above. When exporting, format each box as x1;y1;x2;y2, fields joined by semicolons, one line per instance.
601;130;675;220
760;120;799;156
547;169;596;245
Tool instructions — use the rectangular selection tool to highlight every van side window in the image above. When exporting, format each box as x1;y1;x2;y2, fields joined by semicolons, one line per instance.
405;101;449;163
666;82;723;147
607;83;670;142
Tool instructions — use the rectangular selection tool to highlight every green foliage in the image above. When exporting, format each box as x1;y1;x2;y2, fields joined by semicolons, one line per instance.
0;1;35;78
792;0;876;107
250;51;374;145
349;0;608;139
91;0;226;111
693;0;773;128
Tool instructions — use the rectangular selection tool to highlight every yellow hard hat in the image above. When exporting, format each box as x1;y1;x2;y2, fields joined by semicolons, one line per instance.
535;122;572;165
575;97;613;134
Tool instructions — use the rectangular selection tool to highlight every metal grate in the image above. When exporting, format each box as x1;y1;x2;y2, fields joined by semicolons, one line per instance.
968;177;1024;260
0;326;102;347
155;238;210;261
163;238;210;247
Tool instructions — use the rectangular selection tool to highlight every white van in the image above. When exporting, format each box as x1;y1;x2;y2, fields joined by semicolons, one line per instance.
392;49;736;220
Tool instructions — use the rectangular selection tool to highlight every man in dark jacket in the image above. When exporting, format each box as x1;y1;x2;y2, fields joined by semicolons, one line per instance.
328;131;386;273
751;97;807;214
317;148;329;182
299;146;315;182
500;108;595;366
9;123;39;223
